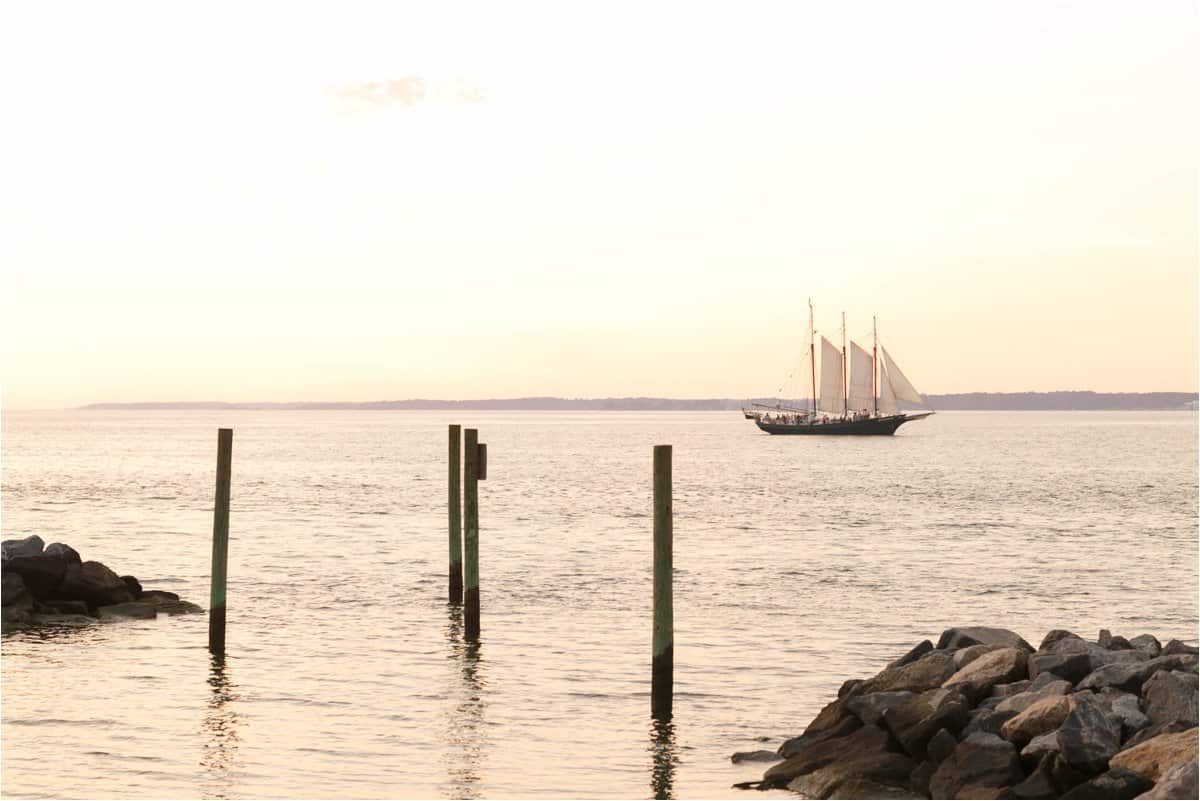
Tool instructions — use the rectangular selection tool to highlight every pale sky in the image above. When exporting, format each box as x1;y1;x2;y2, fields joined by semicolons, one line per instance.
1;0;1197;408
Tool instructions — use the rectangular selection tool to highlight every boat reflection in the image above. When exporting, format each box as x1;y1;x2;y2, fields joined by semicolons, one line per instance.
442;605;487;799
200;653;242;799
648;715;678;800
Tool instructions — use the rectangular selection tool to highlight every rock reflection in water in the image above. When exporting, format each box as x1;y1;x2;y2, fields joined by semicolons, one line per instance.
442;606;488;799
201;654;242;799
648;716;678;800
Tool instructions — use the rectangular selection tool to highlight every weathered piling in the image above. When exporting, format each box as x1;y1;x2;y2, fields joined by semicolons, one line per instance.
464;428;480;640
448;424;463;605
208;428;233;655
652;444;673;718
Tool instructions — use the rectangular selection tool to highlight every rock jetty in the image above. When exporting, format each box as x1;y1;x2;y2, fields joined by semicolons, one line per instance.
735;626;1199;799
2;534;202;632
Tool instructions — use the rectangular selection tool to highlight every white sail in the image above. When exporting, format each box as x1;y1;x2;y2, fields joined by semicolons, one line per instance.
818;336;844;414
847;341;874;414
878;361;899;415
880;345;924;405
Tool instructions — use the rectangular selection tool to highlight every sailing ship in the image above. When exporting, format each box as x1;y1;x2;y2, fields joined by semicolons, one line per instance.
744;300;933;435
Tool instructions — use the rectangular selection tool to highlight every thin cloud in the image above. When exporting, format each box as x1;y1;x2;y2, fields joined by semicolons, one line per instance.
325;76;483;113
327;77;426;111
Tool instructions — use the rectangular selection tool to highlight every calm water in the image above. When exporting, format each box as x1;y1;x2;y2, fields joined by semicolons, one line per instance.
2;410;1197;799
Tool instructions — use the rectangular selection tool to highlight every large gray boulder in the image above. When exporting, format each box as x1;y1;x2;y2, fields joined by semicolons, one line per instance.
1028;651;1094;684
1056;692;1122;774
929;732;1024;799
943;647;1028;704
43;543;81;565
56;561;134;609
882;687;969;759
4;553;68;599
995;677;1073;716
1097;689;1152;740
1130;635;1163;658
889;640;935;668
846;691;915;726
1038;630;1082;650
1162;640;1199;657
855;650;958;696
1;535;44;562
1076;654;1200;694
938;627;1035;653
1143;672;1198;728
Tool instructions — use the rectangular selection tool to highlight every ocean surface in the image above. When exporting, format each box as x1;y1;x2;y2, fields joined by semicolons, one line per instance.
2;410;1197;799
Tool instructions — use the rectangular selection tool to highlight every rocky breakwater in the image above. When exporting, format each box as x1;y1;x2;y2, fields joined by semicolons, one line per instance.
735;626;1199;799
2;534;202;632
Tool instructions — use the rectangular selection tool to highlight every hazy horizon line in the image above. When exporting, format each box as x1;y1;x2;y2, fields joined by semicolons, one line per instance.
1;389;1192;413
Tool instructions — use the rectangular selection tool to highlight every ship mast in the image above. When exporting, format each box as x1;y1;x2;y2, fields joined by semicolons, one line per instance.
841;311;848;418
809;298;816;416
873;316;878;416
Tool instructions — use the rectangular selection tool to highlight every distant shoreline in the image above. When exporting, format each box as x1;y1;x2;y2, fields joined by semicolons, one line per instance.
77;392;1199;412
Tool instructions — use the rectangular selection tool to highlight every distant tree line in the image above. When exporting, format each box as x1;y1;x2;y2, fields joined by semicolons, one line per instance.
82;392;1197;412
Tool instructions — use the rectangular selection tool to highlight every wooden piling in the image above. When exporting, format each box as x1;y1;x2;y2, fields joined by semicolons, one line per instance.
652;444;673;718
464;427;480;639
449;424;463;605
208;428;233;655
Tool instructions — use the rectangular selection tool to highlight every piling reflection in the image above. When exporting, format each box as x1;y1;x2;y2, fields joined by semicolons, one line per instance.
200;653;242;799
441;605;488;799
648;716;678;800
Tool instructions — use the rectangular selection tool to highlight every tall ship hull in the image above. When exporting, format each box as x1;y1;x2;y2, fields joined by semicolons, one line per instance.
745;301;934;436
753;413;929;436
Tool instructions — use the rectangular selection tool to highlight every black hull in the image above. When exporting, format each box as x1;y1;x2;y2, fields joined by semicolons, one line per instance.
754;414;923;436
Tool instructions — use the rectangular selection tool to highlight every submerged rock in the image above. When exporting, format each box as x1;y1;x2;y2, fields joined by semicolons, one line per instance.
730;750;781;763
97;602;158;620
